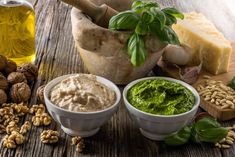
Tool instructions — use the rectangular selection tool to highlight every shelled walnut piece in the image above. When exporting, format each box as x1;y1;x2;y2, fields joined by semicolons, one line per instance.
197;79;235;109
40;130;59;144
0;103;29;133
11;103;29;116
71;136;85;153
20;121;31;135
30;104;51;126
0;103;31;149
32;113;52;126
6;121;19;134
3;131;25;149
29;104;45;115
0;105;19;129
215;125;235;149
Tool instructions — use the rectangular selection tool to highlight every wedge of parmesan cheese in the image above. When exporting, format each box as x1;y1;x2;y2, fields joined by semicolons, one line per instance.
173;12;232;75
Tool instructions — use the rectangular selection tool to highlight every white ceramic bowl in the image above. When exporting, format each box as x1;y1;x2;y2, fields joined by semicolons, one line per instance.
123;77;200;141
44;74;121;137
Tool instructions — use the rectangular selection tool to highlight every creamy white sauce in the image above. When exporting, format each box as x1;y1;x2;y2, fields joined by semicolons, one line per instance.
50;74;116;112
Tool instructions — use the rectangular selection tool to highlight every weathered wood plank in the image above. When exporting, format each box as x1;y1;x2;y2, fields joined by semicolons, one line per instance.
1;0;235;157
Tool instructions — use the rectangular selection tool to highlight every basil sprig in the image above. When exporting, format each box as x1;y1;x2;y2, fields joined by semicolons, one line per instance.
109;0;184;66
164;117;228;146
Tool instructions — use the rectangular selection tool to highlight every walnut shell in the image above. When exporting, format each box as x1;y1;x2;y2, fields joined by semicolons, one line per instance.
4;59;17;75
10;82;31;103
7;72;27;85
17;63;38;83
0;89;7;104
0;55;7;71
36;85;45;104
0;75;8;90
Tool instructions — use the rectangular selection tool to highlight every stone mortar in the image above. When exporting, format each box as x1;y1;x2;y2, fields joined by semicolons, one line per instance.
71;0;167;84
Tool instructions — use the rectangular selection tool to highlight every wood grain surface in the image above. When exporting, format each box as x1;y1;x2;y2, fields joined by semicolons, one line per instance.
0;0;235;157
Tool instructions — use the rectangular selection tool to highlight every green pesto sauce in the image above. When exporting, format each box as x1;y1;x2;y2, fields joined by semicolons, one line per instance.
127;79;195;115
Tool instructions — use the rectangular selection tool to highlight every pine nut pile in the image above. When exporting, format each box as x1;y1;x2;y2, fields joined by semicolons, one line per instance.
215;125;235;149
197;79;235;110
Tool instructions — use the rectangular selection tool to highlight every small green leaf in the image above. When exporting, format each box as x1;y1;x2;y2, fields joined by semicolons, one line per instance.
143;2;160;9
109;11;140;30
149;7;166;29
132;1;160;14
150;21;180;45
228;77;235;90
164;13;177;26
162;7;184;19
135;21;149;35
127;33;147;66
141;11;154;23
165;126;191;146
131;0;143;9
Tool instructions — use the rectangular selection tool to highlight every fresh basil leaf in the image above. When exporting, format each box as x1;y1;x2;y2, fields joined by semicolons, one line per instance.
228;77;235;90
162;7;184;19
135;21;149;35
164;13;177;26
143;2;160;9
109;11;140;30
150;21;180;45
132;1;160;14
131;0;143;9
165;126;191;146
194;117;221;131
127;33;147;66
191;117;228;143
149;7;166;29
197;128;228;143
141;11;154;23
135;11;153;36
190;125;201;143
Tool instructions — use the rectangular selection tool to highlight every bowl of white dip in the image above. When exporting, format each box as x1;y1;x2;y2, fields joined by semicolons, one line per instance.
44;74;121;137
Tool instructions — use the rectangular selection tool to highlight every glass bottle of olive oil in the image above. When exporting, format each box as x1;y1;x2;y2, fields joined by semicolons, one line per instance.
0;0;35;65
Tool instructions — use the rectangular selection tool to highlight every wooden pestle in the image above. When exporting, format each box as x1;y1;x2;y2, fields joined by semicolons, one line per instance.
61;0;118;28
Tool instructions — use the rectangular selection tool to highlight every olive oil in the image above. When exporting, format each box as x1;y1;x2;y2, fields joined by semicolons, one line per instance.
0;0;35;65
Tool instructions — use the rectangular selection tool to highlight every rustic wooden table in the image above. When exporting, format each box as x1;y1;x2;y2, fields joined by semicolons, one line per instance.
1;0;235;156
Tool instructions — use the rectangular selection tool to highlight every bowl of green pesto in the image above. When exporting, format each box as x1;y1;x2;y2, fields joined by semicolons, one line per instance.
123;77;200;141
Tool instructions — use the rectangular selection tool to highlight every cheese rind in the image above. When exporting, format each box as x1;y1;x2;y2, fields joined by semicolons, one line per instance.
173;12;232;75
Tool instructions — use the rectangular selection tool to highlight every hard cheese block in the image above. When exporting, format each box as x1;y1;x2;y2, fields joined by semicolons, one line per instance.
173;12;232;75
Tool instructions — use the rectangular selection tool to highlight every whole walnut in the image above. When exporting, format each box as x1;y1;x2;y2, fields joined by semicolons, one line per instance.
0;89;7;104
7;72;27;85
4;59;17;75
10;82;31;103
17;63;38;83
0;75;8;90
36;85;45;104
0;55;7;71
